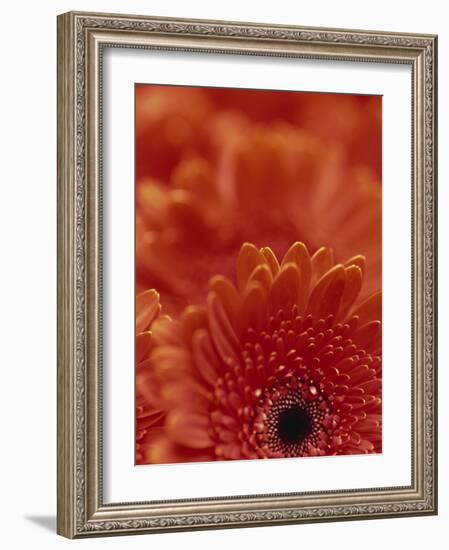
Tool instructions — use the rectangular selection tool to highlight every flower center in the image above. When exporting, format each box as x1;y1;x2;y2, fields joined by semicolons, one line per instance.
211;305;365;459
261;390;327;457
277;406;312;444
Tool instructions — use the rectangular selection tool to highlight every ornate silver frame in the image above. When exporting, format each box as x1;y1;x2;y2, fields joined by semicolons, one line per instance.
57;11;438;538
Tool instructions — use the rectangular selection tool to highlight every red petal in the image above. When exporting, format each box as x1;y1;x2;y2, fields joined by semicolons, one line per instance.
209;275;239;325
136;331;152;364
238;281;268;335
237;242;267;291
192;329;221;386
307;264;346;320
261;246;280;277
136;289;160;333
311;247;334;284
167;411;214;449
282;241;311;312
207;292;239;361
270;262;300;314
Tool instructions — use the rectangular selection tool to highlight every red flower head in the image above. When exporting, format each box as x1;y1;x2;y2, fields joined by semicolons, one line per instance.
136;242;382;464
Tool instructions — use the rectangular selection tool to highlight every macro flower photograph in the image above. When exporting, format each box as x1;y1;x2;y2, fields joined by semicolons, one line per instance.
135;85;382;466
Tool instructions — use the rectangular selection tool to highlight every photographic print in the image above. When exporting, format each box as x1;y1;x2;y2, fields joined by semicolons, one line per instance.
135;85;382;466
58;12;437;537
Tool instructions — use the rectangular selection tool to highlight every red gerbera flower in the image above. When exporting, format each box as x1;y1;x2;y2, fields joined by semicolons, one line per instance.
136;242;382;465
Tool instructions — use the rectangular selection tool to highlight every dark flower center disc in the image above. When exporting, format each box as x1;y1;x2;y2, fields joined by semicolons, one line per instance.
277;406;312;444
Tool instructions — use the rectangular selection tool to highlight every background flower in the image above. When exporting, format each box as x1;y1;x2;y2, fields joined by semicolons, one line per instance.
137;243;381;465
136;86;382;315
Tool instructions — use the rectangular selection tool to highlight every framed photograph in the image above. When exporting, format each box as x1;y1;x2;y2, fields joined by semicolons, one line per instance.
57;11;438;538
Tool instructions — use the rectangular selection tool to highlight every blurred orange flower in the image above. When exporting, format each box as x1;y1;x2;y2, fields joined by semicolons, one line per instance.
136;86;382;183
136;118;381;315
136;242;381;464
136;85;214;183
295;93;382;180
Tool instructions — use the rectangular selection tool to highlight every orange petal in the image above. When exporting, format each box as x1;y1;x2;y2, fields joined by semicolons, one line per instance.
306;264;345;320
161;381;211;409
151;346;194;379
337;265;363;322
136;361;160;408
168;190;207;236
181;306;208;344
282;241;311;312
171;157;217;203
237;243;267;291
148;435;213;464
352;291;382;324
207;292;239;361
167;411;214;449
136;179;170;227
192;329;221;386
136;331;152;364
344;255;366;276
209;275;239;325
282;241;310;266
270;262;300;314
146;436;176;464
136;410;164;430
261;246;280;277
238;281;268;335
248;264;273;295
151;317;184;347
311;247;335;285
136;289;161;333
